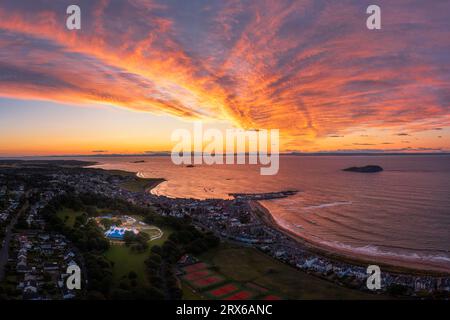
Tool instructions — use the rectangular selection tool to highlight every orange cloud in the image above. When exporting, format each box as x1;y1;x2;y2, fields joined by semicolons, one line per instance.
0;0;449;152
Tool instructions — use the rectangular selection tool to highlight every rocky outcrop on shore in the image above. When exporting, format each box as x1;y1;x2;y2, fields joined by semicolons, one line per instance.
229;190;298;200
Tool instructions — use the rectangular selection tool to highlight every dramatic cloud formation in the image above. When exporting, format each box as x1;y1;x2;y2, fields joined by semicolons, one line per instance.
0;0;449;151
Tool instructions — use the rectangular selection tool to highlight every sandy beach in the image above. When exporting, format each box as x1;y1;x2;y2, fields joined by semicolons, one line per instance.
252;200;450;276
90;161;450;277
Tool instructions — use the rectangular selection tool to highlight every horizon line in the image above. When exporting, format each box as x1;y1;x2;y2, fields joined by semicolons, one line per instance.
1;151;450;159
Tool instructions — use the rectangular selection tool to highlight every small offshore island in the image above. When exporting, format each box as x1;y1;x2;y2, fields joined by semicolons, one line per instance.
0;160;448;300
343;165;384;173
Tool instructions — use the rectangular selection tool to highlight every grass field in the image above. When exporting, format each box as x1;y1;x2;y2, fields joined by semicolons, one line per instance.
145;226;171;247
141;227;163;240
104;245;149;284
182;284;205;300
55;206;171;288
104;226;172;287
56;208;83;228
119;177;165;193
198;244;382;300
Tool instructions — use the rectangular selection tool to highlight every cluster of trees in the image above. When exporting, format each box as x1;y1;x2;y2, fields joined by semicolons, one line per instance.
145;223;220;299
0;170;29;189
386;284;409;296
41;196;113;299
0;261;22;299
169;226;220;256
13;215;29;230
0;190;8;210
123;231;150;253
73;193;156;217
41;193;220;300
42;199;109;252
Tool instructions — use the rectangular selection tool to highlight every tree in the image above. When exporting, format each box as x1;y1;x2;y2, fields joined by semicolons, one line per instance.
86;291;106;300
387;284;409;296
151;245;162;255
86;206;97;216
123;231;137;245
100;218;113;229
145;286;165;300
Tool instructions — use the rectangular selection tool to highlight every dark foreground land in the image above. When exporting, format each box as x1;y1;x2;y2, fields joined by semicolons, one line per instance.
198;244;380;299
0;160;448;300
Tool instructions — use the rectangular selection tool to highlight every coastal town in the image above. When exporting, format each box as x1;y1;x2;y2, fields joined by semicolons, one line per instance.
0;160;449;299
0;165;85;300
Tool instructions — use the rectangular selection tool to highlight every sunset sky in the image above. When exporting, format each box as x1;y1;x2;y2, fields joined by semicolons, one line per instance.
0;0;449;156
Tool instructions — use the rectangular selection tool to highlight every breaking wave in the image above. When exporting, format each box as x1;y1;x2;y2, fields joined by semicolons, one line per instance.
318;240;450;264
303;201;352;210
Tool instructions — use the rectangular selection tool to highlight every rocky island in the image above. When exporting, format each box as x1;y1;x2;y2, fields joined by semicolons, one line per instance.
343;165;383;173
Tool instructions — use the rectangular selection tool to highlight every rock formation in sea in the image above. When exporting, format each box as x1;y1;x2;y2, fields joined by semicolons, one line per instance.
342;165;383;173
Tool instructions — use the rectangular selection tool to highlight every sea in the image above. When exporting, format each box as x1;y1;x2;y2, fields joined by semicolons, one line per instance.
64;155;450;272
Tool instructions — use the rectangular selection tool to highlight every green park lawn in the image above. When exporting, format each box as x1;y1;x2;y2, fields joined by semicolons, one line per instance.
198;243;383;300
55;207;171;288
119;177;165;193
55;207;380;299
56;208;84;228
104;226;172;287
104;245;149;285
182;284;205;300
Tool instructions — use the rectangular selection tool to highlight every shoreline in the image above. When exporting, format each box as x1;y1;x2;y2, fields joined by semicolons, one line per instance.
91;162;449;277
4;159;448;299
252;200;450;277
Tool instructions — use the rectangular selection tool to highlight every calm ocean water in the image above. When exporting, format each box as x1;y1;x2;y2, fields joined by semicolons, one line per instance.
88;155;450;271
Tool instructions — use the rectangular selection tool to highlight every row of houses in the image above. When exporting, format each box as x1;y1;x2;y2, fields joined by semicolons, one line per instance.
9;167;448;298
0;185;23;222
12;232;80;300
